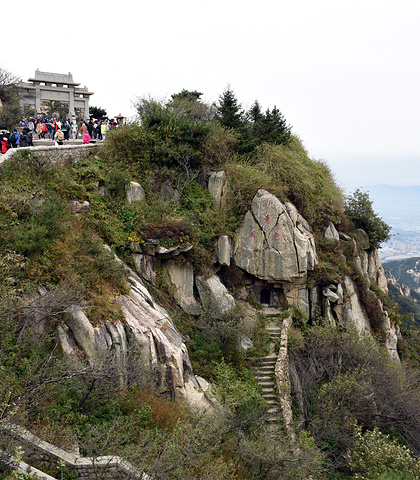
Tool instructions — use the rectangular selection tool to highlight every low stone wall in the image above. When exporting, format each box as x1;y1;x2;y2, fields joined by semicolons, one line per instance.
0;453;57;480
0;423;143;480
0;143;100;166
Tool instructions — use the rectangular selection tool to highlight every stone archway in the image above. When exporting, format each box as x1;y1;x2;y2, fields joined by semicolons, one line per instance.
17;70;93;121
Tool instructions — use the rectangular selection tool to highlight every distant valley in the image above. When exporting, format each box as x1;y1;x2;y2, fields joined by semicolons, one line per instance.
364;184;420;261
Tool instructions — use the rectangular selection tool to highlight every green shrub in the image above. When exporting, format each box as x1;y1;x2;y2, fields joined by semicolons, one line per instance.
103;121;152;170
105;165;131;198
212;359;265;412
293;325;420;470
255;138;345;227
187;330;223;379
247;312;271;358
223;137;345;231
346;189;391;250
224;157;276;214
4;194;68;256
351;425;420;480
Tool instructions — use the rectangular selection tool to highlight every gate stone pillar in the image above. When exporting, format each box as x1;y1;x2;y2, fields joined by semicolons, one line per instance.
35;87;41;115
69;87;75;119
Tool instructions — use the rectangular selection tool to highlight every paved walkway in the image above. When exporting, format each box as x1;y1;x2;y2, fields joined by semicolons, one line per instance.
32;138;102;146
0;141;100;165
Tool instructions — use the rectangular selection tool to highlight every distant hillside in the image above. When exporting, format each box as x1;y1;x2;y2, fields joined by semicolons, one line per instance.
385;268;420;327
384;257;420;292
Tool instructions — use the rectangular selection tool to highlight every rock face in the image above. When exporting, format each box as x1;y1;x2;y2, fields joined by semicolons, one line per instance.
196;275;236;320
58;270;210;408
57;180;400;410
230;189;397;357
233;190;317;282
367;250;388;293
132;254;159;285
341;276;371;333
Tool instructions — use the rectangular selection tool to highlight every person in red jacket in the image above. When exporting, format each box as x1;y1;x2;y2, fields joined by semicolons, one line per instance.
1;136;11;154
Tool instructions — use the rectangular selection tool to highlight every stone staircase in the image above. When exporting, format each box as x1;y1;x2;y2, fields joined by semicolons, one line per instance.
253;309;283;423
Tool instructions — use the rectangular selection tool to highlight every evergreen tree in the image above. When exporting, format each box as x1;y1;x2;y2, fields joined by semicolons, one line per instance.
215;86;243;129
89;106;107;121
171;89;203;102
260;106;292;145
247;100;264;125
0;86;21;130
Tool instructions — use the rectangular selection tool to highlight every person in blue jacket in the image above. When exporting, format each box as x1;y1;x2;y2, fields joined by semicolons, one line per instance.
8;130;20;148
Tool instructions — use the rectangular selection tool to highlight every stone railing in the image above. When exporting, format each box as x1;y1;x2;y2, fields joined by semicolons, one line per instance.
0;423;145;480
0;143;100;166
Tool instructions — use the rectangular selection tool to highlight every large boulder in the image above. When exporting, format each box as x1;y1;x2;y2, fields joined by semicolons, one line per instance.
68;200;90;214
233;190;317;282
217;235;232;266
208;171;228;209
126;181;145;203
196;275;236;320
324;221;340;241
132;253;160;285
64;305;98;361
353;228;370;251
162;259;200;316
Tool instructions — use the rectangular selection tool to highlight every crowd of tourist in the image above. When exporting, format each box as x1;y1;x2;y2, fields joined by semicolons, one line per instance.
1;117;119;154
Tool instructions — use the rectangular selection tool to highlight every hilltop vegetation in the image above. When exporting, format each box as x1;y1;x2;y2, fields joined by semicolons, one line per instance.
1;87;420;480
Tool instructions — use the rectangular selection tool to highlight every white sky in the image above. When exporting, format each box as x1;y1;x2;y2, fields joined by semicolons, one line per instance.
5;0;420;191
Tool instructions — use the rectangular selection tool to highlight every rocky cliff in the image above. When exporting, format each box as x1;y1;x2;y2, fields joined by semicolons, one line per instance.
57;173;400;407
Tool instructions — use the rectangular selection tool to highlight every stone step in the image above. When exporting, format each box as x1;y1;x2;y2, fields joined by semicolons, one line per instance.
255;369;275;377
255;361;275;367
262;307;284;315
255;362;276;368
262;388;274;394
256;379;274;385
255;368;275;375
259;358;277;365
258;381;274;388
262;394;277;401
256;378;273;384
255;374;272;381
256;372;274;378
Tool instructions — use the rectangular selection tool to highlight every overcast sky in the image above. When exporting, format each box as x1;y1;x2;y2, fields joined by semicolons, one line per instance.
5;0;420;191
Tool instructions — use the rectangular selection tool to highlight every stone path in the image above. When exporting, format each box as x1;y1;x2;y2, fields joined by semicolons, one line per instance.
253;307;283;423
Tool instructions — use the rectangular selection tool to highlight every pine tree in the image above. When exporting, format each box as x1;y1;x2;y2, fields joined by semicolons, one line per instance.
247;100;263;125
215;87;243;129
260;106;292;145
